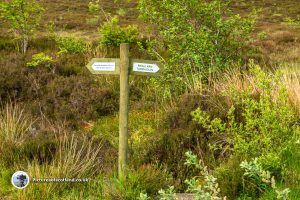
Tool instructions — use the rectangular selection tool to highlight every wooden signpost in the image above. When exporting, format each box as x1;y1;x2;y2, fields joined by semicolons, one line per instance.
86;43;162;177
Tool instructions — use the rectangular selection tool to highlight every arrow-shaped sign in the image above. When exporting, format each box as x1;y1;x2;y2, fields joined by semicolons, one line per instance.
130;59;162;76
133;62;159;73
86;58;120;75
91;62;116;72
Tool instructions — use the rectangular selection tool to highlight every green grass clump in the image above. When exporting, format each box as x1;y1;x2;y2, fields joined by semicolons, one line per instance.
103;165;173;200
91;111;158;164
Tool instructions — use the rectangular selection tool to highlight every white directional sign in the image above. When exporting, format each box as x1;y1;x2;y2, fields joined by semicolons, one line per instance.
130;59;162;76
133;62;159;73
92;62;116;71
86;58;120;75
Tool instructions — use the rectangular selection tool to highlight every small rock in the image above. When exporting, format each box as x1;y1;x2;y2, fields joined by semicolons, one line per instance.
175;193;194;200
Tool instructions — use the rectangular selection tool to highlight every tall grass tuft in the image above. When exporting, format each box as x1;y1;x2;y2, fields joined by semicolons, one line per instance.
0;103;33;145
54;133;103;179
208;62;300;118
282;71;300;116
21;130;104;199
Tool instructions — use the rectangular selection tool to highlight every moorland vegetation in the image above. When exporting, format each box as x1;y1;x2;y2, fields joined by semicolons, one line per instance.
0;0;300;199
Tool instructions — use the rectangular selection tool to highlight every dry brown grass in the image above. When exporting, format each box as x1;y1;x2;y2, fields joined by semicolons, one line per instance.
281;65;300;116
20;129;104;199
207;62;300;118
207;67;256;115
0;104;33;146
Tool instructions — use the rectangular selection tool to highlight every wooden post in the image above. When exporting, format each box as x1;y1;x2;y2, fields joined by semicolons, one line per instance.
118;43;130;177
86;43;162;178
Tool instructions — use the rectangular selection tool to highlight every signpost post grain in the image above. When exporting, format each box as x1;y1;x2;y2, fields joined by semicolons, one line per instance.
118;43;130;177
86;43;162;177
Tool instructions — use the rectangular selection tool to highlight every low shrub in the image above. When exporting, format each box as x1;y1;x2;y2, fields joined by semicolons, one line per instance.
0;36;16;51
240;158;290;199
26;52;54;69
192;63;298;164
103;165;173;200
144;125;213;192
56;36;91;54
54;53;86;76
191;63;300;199
90;114;119;149
153;151;226;200
29;36;57;51
0;59;118;128
86;16;100;26
0;60;31;102
138;0;255;99
280;130;300;195
39;75;118;128
88;0;100;13
214;157;245;199
99;16;139;47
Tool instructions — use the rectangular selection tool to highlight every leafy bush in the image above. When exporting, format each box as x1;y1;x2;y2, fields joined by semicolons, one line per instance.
0;0;44;53
158;186;176;200
240;158;290;199
86;0;100;26
138;193;151;200
88;0;99;13
56;37;91;54
26;52;54;69
191;63;300;198
184;151;226;200
99;16;139;46
191;63;298;166
280;131;300;196
156;151;226;200
138;0;255;96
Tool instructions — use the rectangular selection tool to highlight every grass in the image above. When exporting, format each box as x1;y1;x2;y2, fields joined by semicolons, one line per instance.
0;104;33;145
0;0;300;199
281;64;300;116
9;130;103;199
